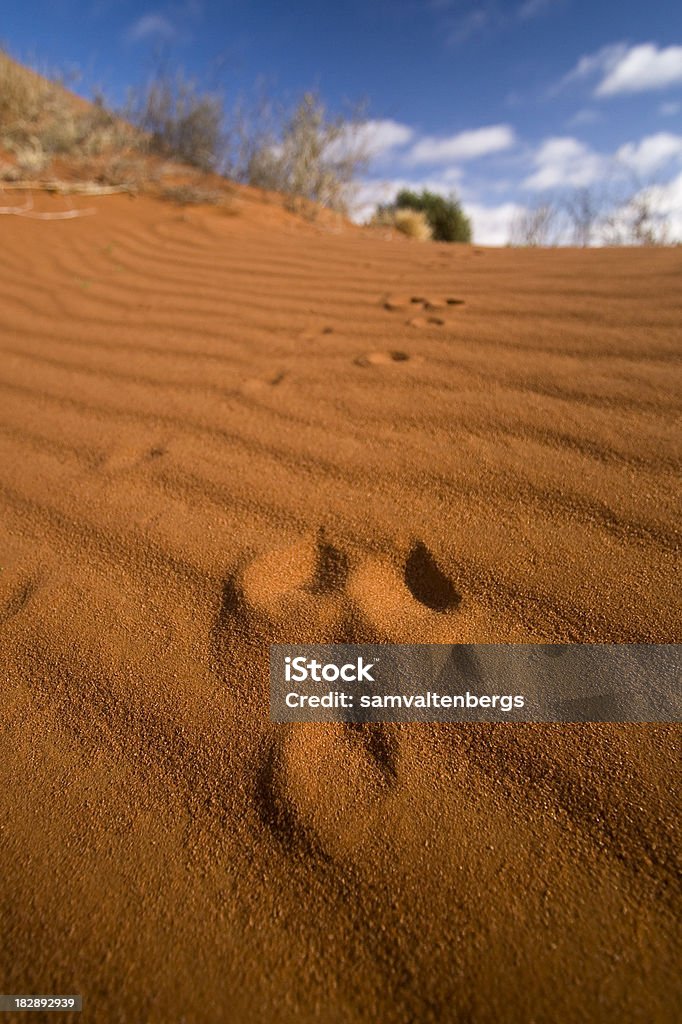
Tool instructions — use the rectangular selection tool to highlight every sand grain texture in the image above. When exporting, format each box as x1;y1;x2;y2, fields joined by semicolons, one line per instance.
0;193;680;1023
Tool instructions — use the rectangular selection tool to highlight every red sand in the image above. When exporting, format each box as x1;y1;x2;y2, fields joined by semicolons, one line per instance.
0;191;679;1022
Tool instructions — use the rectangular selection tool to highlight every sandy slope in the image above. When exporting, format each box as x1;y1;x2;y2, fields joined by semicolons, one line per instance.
0;191;680;1023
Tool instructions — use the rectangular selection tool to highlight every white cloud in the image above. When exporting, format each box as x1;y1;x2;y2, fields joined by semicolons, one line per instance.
616;133;682;176
324;120;413;166
437;166;464;185
406;125;516;165
351;121;682;245
560;42;682;98
357;120;414;158
127;13;176;42
466;202;524;244
524;137;606;190
351;180;405;222
596;43;682;96
557;43;628;91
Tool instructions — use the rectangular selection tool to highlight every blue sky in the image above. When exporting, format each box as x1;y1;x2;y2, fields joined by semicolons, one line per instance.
5;1;682;242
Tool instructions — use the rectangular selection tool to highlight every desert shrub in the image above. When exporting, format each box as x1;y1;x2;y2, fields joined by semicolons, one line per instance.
392;189;471;242
219;88;279;184
562;187;603;247
600;186;671;246
246;92;368;214
124;72;223;172
509;203;561;246
14;140;50;176
510;175;675;247
0;50;136;174
1;50;368;211
393;208;432;240
0;49;61;171
0;50;50;129
373;207;432;240
159;184;223;205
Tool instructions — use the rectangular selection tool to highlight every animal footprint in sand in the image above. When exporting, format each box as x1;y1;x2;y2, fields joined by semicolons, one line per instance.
354;350;412;368
383;293;465;326
242;536;461;857
406;315;444;328
260;720;400;859
347;540;462;643
239;536;349;641
238;535;462;642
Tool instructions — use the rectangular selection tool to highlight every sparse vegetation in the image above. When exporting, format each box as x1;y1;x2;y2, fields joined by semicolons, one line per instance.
4;48;675;240
124;71;223;172
563;186;603;248
159;183;224;206
0;51;136;177
380;189;472;243
371;206;432;240
244;92;369;215
509;202;560;247
600;184;671;246
0;50;52;129
509;180;675;247
0;51;369;215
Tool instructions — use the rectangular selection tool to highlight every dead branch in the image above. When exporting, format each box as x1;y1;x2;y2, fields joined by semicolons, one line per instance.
16;207;97;219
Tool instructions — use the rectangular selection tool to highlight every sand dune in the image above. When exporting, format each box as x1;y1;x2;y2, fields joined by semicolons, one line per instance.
0;190;680;1022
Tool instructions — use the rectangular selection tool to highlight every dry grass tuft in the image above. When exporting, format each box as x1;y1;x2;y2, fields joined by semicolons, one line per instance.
392;208;432;240
371;206;432;241
0;51;137;179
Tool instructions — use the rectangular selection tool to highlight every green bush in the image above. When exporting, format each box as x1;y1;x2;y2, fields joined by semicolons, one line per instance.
392;189;471;243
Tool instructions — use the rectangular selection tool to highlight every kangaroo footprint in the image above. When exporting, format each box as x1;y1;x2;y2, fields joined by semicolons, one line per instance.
347;541;463;642
260;721;399;859
239;535;349;640
354;350;412;367
383;294;464;313
239;535;466;643
406;316;444;328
